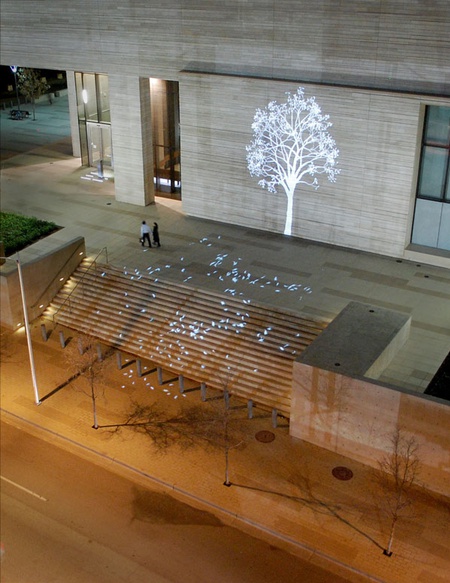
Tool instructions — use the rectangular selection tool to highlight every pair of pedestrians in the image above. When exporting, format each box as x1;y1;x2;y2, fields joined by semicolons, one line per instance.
140;221;161;248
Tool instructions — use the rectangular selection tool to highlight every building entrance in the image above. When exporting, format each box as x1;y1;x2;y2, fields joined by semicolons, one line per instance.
75;73;181;195
86;122;112;178
151;79;181;199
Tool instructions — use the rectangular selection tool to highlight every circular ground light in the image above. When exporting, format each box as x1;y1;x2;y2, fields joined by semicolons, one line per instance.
255;430;275;443
332;466;354;481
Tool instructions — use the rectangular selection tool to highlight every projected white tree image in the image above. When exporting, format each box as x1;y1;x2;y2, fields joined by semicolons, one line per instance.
246;88;340;235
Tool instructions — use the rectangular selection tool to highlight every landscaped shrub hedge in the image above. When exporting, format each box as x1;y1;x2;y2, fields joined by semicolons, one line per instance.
0;212;59;256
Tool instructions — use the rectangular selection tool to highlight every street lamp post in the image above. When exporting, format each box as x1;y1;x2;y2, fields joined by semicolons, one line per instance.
1;254;41;404
10;65;21;116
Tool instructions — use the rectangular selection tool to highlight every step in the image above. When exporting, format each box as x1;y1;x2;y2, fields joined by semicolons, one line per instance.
44;262;329;417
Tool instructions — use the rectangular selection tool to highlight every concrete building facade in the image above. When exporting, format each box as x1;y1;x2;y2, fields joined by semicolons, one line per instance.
1;1;449;267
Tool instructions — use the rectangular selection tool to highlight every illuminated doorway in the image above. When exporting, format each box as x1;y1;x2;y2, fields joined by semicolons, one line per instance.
151;78;181;199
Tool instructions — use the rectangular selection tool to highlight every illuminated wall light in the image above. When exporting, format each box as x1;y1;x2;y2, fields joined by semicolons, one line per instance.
82;89;88;104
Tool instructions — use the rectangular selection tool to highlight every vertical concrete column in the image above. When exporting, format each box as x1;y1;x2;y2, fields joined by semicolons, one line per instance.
59;330;66;348
223;389;230;409
66;71;81;158
272;408;278;428
109;75;154;206
40;324;48;342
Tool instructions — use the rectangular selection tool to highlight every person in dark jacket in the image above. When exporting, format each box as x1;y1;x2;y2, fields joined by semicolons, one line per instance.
152;222;161;247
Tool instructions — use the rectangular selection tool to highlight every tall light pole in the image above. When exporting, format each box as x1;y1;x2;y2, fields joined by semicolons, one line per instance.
10;65;21;114
1;254;40;404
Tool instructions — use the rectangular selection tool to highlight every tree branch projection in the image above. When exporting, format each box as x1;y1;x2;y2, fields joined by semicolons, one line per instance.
246;88;340;235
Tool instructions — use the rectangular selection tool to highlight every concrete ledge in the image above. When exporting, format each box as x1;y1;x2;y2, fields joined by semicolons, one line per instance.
0;231;85;328
297;301;411;380
290;302;448;495
404;244;450;269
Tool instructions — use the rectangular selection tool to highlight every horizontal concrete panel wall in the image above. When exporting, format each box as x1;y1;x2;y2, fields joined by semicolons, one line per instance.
0;1;183;79
290;363;450;496
1;1;448;93
180;72;449;257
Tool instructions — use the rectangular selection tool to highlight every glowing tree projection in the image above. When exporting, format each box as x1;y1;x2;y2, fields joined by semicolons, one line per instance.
246;88;340;236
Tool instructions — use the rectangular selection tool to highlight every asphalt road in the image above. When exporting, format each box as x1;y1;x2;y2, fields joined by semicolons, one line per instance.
1;420;355;583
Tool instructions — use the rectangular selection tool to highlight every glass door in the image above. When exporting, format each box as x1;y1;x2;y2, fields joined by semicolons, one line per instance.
86;122;113;177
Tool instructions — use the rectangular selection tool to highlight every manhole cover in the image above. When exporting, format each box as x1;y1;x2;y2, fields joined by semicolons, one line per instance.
255;430;275;443
332;466;354;481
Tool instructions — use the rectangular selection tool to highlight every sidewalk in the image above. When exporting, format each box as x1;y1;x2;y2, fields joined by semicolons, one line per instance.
1;95;450;582
1;322;449;583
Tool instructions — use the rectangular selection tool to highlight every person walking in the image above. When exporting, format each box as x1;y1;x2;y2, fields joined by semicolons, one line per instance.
140;220;152;247
152;222;161;247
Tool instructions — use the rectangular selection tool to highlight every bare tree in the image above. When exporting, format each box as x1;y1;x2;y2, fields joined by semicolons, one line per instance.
113;377;247;485
65;333;111;429
16;68;50;121
196;388;246;486
246;87;340;235
376;427;420;556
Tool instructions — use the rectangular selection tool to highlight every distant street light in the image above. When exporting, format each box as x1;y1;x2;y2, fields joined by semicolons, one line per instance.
9;65;21;116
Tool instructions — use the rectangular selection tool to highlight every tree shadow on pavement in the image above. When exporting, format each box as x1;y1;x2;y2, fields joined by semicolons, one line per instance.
230;475;385;552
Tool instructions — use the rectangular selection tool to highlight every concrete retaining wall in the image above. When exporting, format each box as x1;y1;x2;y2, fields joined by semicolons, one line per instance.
0;233;85;329
290;364;450;496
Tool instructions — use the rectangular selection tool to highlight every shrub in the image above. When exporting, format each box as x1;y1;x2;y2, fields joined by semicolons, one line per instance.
0;212;59;256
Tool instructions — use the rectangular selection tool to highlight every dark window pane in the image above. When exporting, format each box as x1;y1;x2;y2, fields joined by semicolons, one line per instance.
424;106;450;146
98;75;110;123
418;146;447;199
75;72;85;121
83;74;98;122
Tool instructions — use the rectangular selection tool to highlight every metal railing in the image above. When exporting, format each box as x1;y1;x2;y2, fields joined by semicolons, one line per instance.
30;239;86;311
51;247;108;323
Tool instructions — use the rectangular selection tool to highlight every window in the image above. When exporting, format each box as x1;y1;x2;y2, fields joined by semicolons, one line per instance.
75;73;112;174
411;106;450;251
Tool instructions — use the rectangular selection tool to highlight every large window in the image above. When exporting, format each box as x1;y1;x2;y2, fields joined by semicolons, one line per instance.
75;72;112;175
412;106;450;251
